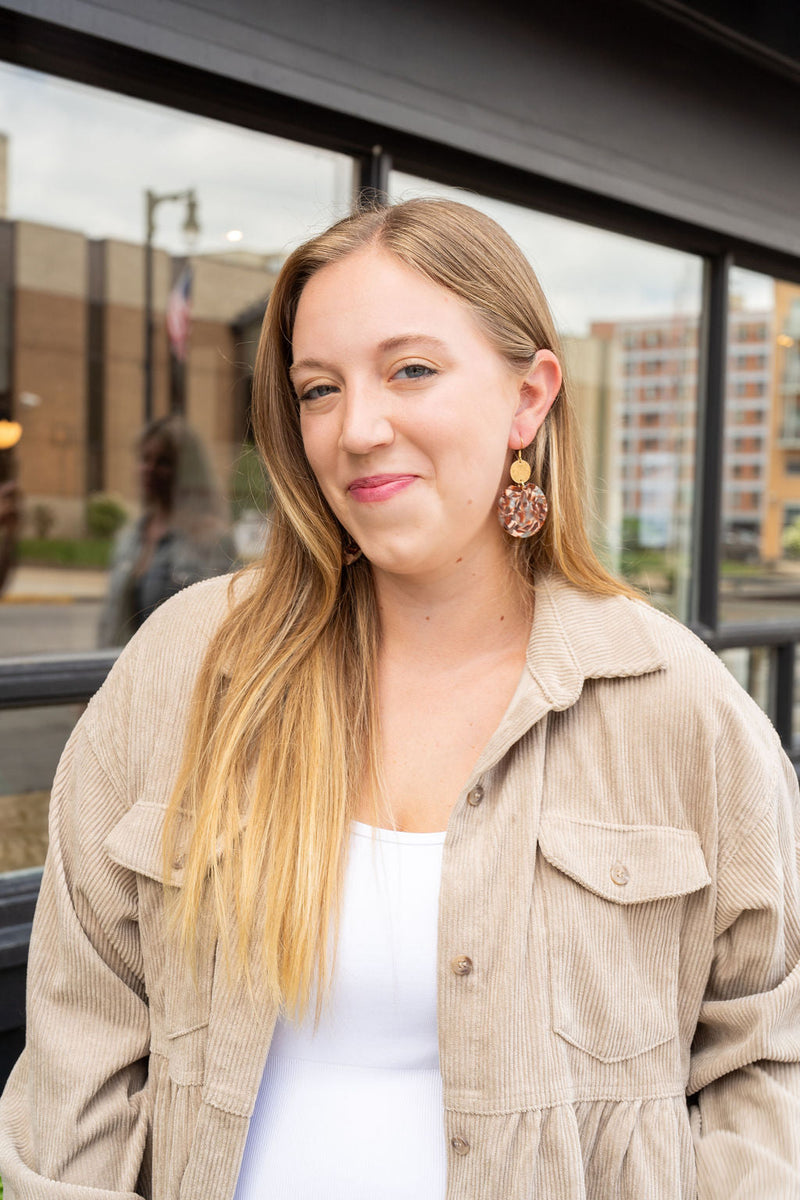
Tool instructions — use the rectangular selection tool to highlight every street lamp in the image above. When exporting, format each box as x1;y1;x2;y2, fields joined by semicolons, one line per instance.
143;188;200;424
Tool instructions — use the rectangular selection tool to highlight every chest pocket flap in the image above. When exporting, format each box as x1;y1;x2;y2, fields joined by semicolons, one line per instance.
538;813;711;1062
104;800;215;1084
538;814;711;904
104;800;187;885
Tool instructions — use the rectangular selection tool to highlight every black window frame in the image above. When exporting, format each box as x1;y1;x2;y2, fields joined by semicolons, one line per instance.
2;2;800;1085
1;10;799;743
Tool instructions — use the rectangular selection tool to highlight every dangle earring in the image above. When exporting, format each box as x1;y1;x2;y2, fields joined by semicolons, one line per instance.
342;530;362;566
497;443;548;538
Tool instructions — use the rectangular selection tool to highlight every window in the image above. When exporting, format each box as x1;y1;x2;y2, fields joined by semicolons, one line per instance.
0;60;355;869
0;60;354;661
391;171;703;618
721;269;800;618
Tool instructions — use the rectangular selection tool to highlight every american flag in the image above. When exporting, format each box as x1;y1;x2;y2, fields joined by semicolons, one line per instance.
166;264;193;362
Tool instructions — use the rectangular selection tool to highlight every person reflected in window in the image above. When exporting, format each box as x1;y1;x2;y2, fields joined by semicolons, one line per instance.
0;479;20;594
97;415;236;646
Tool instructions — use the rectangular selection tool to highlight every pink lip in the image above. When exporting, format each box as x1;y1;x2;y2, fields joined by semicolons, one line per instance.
347;474;417;503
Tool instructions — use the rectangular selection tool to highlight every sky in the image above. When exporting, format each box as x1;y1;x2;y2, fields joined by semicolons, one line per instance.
0;60;774;338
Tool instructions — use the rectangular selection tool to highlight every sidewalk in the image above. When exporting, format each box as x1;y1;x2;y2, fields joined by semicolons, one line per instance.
1;565;108;604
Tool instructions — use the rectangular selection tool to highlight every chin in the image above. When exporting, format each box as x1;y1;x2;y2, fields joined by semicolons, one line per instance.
358;541;427;575
362;542;458;581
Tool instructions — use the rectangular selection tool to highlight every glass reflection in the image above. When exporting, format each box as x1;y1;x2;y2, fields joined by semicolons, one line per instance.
721;269;800;625
98;417;236;647
0;60;354;655
390;172;703;618
718;646;772;719
0;704;82;872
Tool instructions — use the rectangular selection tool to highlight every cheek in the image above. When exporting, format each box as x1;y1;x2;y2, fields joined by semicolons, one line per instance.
457;427;514;490
299;420;325;475
300;423;341;505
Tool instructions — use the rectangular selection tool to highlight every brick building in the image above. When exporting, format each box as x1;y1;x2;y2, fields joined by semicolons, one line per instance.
0;215;275;535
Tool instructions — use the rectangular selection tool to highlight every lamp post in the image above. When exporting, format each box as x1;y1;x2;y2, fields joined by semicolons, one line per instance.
143;188;200;424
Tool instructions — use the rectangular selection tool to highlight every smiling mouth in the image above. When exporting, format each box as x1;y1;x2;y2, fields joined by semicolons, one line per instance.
347;474;416;502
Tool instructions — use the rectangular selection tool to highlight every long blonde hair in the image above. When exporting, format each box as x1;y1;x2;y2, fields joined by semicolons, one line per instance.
165;198;635;1018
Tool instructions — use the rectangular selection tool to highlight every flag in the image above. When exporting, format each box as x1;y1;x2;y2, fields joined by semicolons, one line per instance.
166;264;192;362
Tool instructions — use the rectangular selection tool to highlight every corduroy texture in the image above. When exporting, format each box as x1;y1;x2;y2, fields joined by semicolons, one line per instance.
1;571;800;1198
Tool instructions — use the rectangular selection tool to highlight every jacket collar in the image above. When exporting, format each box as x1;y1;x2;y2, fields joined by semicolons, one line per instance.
468;572;667;783
526;572;667;708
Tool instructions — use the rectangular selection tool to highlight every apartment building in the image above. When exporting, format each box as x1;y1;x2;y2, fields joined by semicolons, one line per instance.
591;309;774;560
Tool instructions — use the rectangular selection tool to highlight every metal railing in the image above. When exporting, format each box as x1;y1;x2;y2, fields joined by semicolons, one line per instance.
0;651;119;710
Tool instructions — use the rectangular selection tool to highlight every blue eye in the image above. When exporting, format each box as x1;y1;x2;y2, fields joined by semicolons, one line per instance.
299;383;338;402
395;363;436;381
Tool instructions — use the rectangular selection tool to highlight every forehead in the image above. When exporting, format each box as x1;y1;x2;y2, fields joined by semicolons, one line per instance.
291;247;481;357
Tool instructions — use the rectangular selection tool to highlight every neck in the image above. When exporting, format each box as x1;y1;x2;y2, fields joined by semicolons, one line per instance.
372;550;534;671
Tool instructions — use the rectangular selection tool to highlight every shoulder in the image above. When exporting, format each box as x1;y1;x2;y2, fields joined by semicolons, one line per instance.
541;574;754;720
628;599;771;727
546;574;785;771
110;571;242;683
84;570;258;787
548;581;798;840
605;594;793;818
134;569;244;644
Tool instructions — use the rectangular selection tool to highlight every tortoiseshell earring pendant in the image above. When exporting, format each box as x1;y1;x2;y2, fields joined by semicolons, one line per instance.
342;531;362;566
497;448;548;539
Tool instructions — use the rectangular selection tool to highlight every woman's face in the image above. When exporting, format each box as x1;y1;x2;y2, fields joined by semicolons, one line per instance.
291;247;557;582
139;433;177;508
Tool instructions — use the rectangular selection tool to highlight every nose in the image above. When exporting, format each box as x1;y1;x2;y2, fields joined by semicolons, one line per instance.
338;385;394;455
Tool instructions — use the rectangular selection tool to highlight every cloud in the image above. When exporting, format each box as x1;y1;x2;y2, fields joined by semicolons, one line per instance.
391;173;710;335
0;61;352;256
0;61;774;337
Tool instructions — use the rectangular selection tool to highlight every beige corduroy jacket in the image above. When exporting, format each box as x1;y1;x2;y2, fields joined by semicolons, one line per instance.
1;571;800;1200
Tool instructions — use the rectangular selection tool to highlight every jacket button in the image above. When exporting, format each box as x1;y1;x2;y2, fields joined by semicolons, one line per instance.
610;861;630;886
450;1135;470;1155
172;855;185;870
451;955;473;976
466;784;484;806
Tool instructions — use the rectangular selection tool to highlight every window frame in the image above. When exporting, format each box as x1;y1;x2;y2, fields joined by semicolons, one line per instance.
1;5;799;757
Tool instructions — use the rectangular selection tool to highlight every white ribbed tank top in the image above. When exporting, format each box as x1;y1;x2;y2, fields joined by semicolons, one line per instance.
232;820;447;1200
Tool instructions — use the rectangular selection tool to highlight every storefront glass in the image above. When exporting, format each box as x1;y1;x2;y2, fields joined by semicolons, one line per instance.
0;60;354;657
720;267;800;627
390;172;704;620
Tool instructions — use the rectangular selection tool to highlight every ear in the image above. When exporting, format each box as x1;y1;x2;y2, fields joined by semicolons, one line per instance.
509;350;562;449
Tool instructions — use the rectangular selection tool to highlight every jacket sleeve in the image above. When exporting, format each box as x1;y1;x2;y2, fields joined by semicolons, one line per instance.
0;684;151;1198
689;729;800;1198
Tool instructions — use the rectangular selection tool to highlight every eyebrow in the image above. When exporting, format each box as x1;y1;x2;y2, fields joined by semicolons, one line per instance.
289;334;449;378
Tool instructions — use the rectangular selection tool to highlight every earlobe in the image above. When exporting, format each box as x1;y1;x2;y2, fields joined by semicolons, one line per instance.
511;349;562;449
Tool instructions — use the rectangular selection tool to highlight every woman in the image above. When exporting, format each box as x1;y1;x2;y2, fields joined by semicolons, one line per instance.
0;478;19;594
1;199;799;1199
97;415;237;647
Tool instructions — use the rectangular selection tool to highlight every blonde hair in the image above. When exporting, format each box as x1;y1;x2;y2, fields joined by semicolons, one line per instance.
165;198;636;1018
